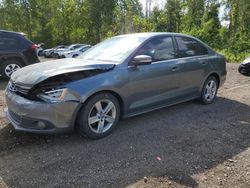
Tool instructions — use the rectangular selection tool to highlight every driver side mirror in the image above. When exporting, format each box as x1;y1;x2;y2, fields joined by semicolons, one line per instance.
132;55;152;66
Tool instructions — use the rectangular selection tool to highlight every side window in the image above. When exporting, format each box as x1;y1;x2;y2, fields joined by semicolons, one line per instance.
176;37;208;58
80;47;87;52
72;45;80;50
136;36;175;62
0;35;20;50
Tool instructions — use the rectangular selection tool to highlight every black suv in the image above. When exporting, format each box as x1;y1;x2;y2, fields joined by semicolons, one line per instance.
0;30;39;79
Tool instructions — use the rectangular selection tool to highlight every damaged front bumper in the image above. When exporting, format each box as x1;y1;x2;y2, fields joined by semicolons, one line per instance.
5;89;80;134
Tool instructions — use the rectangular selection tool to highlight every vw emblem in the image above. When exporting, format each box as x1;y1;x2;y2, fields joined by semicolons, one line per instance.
8;81;17;92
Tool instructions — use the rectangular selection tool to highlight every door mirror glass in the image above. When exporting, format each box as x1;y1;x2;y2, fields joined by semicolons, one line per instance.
132;55;152;66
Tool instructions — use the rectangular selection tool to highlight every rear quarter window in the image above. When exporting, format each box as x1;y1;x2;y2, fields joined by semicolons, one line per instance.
18;35;33;47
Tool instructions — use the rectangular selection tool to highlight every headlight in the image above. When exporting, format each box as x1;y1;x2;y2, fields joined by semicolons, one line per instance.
37;88;68;103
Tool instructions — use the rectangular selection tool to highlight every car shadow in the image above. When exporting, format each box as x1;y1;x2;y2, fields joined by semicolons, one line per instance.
0;78;8;90
0;97;250;187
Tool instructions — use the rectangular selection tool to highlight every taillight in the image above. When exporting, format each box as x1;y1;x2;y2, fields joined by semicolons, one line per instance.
31;44;38;49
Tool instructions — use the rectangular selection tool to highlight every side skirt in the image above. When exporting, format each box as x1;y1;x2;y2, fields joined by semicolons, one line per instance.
122;95;200;119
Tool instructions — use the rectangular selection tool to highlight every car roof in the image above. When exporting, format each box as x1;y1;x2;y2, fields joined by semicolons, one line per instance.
71;44;86;46
115;32;196;39
77;45;91;49
0;29;25;36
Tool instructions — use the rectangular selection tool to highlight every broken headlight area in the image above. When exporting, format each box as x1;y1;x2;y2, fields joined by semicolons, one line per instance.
7;80;31;97
7;80;81;103
33;87;81;103
37;88;68;103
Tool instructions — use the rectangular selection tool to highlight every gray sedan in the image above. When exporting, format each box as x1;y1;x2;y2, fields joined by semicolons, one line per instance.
5;33;227;139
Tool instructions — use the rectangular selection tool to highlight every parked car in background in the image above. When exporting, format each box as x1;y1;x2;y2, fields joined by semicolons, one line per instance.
0;30;39;79
53;44;86;58
37;43;44;56
238;57;250;76
43;45;67;58
5;33;226;139
60;45;91;58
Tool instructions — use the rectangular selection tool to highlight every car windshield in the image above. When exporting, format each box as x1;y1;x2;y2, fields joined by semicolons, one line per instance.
77;36;146;63
68;45;77;50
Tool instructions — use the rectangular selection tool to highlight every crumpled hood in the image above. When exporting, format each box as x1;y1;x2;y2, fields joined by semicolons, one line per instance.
11;58;115;86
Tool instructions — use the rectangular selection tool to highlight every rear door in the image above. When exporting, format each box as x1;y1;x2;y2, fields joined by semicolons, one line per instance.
127;36;183;114
174;36;210;98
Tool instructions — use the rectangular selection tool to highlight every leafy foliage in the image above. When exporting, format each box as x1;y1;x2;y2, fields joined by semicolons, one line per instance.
0;0;249;62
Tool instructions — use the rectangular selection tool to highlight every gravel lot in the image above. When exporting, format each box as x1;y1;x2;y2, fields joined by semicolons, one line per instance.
0;62;250;188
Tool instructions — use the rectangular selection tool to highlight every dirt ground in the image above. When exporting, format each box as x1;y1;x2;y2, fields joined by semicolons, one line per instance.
0;63;250;188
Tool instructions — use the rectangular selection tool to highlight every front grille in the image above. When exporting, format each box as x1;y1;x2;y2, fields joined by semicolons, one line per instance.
8;110;21;124
8;81;30;95
16;85;30;95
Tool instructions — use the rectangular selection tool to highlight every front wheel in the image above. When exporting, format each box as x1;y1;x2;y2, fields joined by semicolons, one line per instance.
0;60;23;79
199;76;218;104
77;93;120;139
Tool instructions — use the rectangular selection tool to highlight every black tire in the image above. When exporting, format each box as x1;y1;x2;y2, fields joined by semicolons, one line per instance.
72;54;78;58
199;76;218;105
38;51;44;56
77;93;120;139
0;60;23;79
45;52;52;58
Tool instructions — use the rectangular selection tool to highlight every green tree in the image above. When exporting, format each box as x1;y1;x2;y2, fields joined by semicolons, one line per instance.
148;7;166;31
182;0;205;32
199;2;221;48
165;0;182;32
115;0;143;34
83;0;116;44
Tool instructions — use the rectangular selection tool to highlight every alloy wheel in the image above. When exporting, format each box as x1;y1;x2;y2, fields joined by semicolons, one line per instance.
204;80;217;102
5;64;21;77
88;99;116;134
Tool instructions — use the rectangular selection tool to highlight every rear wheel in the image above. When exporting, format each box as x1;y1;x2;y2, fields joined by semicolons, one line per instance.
77;93;120;139
0;60;23;79
199;76;218;104
38;51;43;56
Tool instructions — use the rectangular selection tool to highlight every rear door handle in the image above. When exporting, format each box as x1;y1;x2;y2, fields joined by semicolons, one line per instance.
200;61;207;66
172;66;178;71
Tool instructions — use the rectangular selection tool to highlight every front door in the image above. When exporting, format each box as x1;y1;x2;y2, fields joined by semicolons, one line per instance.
126;36;182;114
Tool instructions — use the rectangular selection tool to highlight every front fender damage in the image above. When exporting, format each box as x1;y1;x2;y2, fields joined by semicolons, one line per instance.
26;65;115;102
